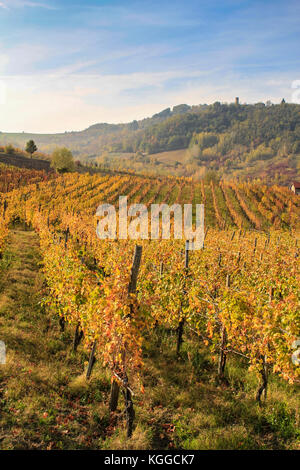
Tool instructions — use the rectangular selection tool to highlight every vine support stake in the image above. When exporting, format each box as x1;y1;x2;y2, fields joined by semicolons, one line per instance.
3;200;8;219
159;261;164;277
256;356;268;404
109;245;142;428
65;227;70;249
218;274;230;379
59;317;65;332
86;341;97;380
123;381;135;438
109;380;120;412
177;240;189;357
128;245;143;316
128;245;143;295
73;322;84;353
256;286;273;403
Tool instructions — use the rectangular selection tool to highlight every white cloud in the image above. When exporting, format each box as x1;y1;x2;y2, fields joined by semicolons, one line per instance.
0;1;298;133
0;1;56;9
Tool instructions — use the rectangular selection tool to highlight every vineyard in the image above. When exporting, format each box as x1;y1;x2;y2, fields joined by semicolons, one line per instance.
0;168;299;449
0;164;54;193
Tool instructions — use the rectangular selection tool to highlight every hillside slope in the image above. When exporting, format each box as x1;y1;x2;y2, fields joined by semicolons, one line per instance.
0;228;298;450
3;172;299;231
1;102;300;183
0;172;299;450
0;153;51;172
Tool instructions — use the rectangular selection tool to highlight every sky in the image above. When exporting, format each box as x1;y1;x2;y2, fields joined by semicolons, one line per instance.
0;0;300;133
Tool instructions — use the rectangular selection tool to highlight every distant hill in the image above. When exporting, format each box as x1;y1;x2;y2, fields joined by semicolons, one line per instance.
0;103;202;157
1;101;300;183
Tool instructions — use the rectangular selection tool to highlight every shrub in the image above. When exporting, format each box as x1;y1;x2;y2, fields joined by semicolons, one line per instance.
5;144;15;155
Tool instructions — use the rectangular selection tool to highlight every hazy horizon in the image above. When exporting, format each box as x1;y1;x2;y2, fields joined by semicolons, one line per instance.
0;98;295;135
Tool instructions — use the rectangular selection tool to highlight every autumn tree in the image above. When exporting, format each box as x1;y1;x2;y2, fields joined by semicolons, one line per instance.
25;140;38;158
51;147;75;173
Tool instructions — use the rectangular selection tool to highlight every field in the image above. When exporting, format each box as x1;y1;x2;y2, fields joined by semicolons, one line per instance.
96;149;190;178
97;148;300;182
0;167;299;450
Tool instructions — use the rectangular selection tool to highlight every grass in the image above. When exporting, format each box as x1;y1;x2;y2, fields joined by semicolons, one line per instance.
0;228;299;450
148;149;188;164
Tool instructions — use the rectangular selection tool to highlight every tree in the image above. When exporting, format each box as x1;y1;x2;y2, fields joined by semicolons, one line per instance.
203;169;220;184
51;147;75;173
25;140;37;158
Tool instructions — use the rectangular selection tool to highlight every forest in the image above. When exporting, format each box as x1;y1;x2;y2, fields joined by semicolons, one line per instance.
1;101;300;184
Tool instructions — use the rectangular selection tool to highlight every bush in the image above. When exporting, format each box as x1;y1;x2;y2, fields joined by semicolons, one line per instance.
246;144;273;162
51;147;75;173
5;144;15;155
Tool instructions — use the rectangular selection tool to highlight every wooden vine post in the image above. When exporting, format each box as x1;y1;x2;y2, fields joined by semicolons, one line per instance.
256;286;273;404
86;340;97;380
73;323;84;352
3;200;8;219
59;317;65;332
110;245;142;439
123;378;135;439
159;261;164;277
176;240;189;357
67;222;83;353
65;227;70;249
253;237;257;255
154;262;164;332
218;274;230;379
218;252;222;267
109;377;120;412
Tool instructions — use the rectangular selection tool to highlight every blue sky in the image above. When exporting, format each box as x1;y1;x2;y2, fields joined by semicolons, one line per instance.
0;0;299;132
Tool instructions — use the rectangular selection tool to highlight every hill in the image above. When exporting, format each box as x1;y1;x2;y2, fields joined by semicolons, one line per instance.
0;152;51;172
1;101;300;183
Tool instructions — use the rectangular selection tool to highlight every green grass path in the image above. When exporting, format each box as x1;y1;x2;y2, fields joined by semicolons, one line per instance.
0;229;107;450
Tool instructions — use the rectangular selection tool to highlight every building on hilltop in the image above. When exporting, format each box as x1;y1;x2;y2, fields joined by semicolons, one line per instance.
290;181;300;195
